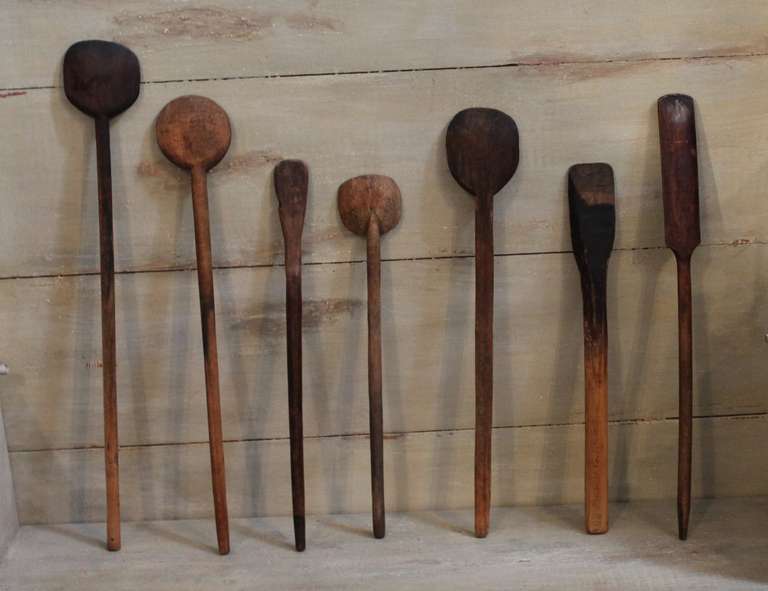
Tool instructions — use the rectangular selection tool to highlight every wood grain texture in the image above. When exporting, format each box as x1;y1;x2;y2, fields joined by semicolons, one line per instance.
3;56;768;277
1;244;766;454
9;414;767;525
3;1;768;89
0;403;19;558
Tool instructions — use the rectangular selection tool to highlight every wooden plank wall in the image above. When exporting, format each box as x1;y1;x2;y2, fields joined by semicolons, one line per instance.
1;1;767;525
0;399;19;556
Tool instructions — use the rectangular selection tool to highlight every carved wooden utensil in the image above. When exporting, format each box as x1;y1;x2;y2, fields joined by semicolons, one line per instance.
156;95;231;554
445;108;519;538
274;160;309;552
658;94;701;541
63;39;141;552
338;175;401;539
568;163;616;535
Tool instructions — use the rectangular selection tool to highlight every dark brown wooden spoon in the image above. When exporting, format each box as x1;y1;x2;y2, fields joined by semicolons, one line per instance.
274;159;309;552
446;108;519;538
568;163;616;535
156;95;231;555
63;39;141;552
658;94;701;541
338;174;401;539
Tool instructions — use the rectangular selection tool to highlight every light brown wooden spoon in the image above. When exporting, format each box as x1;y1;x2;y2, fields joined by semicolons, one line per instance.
155;95;231;555
338;175;401;539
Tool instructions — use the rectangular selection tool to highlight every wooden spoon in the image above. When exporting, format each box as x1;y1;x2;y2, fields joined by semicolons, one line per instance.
338;175;402;539
568;163;616;535
446;108;519;538
155;95;231;555
658;94;701;541
63;39;141;552
274;159;309;552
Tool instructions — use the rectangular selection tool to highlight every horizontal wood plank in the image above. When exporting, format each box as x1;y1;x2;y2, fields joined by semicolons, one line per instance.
1;244;766;452
2;56;768;277
3;1;768;89
10;414;767;524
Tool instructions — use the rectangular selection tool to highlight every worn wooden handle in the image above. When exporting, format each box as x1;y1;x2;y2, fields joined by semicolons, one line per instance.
675;256;693;540
95;116;120;552
474;196;494;539
581;270;609;534
190;166;230;555
367;216;385;539
284;240;306;551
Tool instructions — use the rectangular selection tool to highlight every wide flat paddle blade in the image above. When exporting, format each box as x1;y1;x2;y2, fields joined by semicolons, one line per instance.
274;160;309;240
658;94;701;258
568;163;616;273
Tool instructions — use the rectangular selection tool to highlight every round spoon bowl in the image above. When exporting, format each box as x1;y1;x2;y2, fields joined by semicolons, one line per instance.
446;108;519;198
338;175;401;236
156;96;231;171
63;40;140;119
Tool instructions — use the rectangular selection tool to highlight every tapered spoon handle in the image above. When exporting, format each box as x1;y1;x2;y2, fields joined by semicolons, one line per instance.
675;256;693;540
95;115;120;552
190;166;230;555
474;196;494;539
367;217;385;539
581;269;609;534
284;240;306;551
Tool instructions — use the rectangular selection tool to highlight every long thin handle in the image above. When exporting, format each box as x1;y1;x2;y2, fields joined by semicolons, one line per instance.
676;255;693;540
367;216;385;539
581;269;608;534
284;241;306;551
474;196;493;538
190;166;230;555
95;116;120;552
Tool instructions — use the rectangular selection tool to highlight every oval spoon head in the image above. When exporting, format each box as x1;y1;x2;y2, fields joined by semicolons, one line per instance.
155;95;231;172
338;175;401;237
63;40;140;119
446;108;519;199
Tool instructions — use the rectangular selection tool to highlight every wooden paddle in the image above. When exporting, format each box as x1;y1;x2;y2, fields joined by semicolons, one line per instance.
658;94;701;541
155;95;231;555
338;175;402;539
445;108;519;538
63;39;141;552
568;163;616;535
274;159;309;552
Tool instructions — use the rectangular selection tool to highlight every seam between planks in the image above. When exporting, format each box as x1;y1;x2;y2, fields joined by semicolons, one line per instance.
3;50;768;93
0;240;764;283
8;411;766;455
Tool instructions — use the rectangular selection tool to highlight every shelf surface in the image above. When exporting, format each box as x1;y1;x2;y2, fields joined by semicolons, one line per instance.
1;496;766;590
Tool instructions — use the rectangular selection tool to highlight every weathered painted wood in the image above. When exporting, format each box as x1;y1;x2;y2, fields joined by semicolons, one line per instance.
2;56;768;277
3;1;768;89
1;244;766;452
9;414;767;524
0;401;19;558
3;497;768;590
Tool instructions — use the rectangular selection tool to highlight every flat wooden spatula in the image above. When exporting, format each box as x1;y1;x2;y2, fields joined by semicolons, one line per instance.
568;163;616;535
658;94;701;541
274;160;309;551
